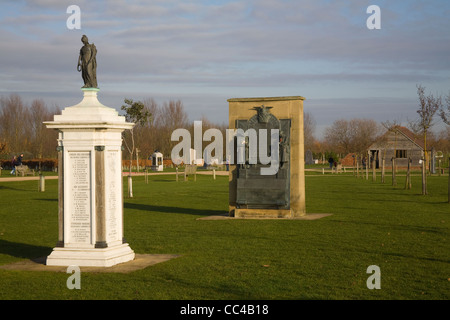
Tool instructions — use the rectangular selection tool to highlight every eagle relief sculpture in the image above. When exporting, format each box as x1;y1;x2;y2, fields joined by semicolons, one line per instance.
252;105;273;123
77;35;98;88
249;105;289;169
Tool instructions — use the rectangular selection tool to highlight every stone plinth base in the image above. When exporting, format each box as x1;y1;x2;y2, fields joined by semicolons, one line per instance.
197;213;333;220
1;254;179;273
234;209;292;218
46;244;135;267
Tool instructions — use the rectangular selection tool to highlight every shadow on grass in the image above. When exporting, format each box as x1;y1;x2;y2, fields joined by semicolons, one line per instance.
0;239;52;260
35;198;58;202
0;185;31;192
359;247;450;264
124;202;227;217
329;219;447;235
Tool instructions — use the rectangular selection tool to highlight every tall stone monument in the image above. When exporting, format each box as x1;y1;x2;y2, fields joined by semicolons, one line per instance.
44;36;135;267
228;96;306;218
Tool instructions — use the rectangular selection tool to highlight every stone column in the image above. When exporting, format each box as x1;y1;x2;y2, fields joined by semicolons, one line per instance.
289;98;306;216
95;146;106;248
56;145;64;247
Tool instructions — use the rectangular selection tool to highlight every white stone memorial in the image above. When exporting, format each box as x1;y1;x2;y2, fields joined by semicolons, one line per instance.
44;88;135;267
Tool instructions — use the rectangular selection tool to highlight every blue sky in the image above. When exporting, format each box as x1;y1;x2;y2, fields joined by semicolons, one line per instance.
1;0;449;137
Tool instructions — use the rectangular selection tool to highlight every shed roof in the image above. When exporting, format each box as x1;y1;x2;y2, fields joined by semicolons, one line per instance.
396;126;425;150
369;126;425;151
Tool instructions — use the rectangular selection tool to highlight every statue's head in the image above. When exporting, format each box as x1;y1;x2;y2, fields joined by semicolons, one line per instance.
81;35;88;44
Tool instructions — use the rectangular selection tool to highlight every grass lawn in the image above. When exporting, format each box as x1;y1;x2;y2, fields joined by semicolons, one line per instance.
0;172;448;300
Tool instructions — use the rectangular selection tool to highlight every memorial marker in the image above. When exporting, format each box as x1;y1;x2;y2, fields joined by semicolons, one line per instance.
44;36;135;267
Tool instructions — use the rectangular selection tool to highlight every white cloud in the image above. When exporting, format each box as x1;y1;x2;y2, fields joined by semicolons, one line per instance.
23;0;88;10
0;0;449;128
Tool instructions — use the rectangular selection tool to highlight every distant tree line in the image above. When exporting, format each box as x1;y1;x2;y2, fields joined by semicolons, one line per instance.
306;85;450;163
0;94;60;161
121;98;228;163
1;85;448;169
0;94;228;166
308;118;450;163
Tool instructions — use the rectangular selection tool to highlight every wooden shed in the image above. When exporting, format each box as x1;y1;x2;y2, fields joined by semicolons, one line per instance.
367;126;425;169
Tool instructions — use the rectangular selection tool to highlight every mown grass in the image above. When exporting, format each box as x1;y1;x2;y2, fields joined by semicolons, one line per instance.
0;172;448;300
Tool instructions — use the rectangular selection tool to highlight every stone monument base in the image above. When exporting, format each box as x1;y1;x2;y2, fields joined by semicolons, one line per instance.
46;243;135;267
234;209;292;219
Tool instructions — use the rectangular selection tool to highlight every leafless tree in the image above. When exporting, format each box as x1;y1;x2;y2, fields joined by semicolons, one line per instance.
132;98;158;162
121;98;152;174
438;90;450;202
0;94;60;163
414;85;441;157
324;118;379;155
0;94;29;155
411;85;442;194
351;118;380;155
380;120;402;185
439;90;450;125
121;98;152;198
304;112;316;152
324;119;352;155
29;99;50;161
158;100;189;157
434;126;450;153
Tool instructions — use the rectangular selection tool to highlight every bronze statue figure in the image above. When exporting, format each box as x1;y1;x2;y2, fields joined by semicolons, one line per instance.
77;35;98;88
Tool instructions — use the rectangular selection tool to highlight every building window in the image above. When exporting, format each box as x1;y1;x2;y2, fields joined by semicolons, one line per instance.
396;150;407;158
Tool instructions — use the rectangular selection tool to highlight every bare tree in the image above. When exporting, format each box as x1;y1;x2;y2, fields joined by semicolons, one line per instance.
43;105;61;159
412;85;442;195
324;119;352;155
0;94;29;155
0;138;8;156
434;127;450;153
121;98;152;172
351;119;380;155
132;98;157;163
415;85;441;156
439;90;450;125
304;112;316;152
123;98;190;167
121;98;151;197
29;99;50;161
158;100;189;157
438;90;450;202
324;118;379;155
380;120;401;185
0;95;59;165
